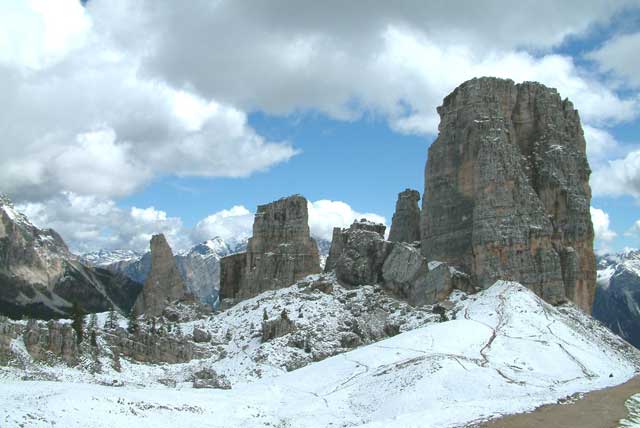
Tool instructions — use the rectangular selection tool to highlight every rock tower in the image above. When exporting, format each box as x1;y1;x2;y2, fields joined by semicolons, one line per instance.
421;77;595;312
219;195;321;302
388;189;421;243
133;234;190;317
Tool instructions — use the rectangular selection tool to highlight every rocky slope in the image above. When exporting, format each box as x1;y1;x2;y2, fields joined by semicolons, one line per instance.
0;195;141;319
1;281;637;428
593;250;640;348
422;77;595;313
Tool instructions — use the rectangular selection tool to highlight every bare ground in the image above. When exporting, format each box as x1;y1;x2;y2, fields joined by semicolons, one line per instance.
469;375;640;428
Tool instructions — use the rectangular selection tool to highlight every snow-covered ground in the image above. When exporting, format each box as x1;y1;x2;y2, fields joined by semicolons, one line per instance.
1;281;638;428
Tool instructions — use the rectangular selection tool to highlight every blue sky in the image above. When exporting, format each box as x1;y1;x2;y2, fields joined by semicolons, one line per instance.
1;0;639;254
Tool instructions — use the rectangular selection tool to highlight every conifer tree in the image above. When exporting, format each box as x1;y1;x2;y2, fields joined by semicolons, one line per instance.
107;306;118;330
127;307;140;335
71;302;85;345
88;313;98;347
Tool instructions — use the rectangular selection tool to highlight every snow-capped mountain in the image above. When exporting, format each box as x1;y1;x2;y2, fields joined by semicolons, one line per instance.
1;280;638;427
593;249;640;348
81;249;145;267
0;195;141;319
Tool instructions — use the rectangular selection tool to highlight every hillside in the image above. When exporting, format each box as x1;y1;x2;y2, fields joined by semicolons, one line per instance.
1;281;637;427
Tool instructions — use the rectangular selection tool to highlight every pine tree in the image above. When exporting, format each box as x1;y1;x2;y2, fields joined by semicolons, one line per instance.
88;313;98;347
151;317;157;335
107;306;118;330
127;307;140;335
71;302;85;345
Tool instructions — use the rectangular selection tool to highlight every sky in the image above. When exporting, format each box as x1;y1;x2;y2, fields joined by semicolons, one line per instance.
1;0;639;254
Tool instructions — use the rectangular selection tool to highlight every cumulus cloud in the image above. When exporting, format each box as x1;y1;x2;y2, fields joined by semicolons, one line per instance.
591;150;640;198
307;200;386;240
14;195;386;253
591;207;618;248
191;206;254;245
587;32;640;88
192;199;387;247
89;0;638;136
16;192;188;253
0;1;297;202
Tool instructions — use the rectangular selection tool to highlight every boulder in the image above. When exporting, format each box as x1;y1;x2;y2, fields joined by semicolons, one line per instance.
328;220;392;286
192;327;211;343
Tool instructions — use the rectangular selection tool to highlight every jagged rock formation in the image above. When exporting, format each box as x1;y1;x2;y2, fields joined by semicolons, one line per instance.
326;220;393;286
388;189;421;243
421;77;595;312
88;238;245;308
326;220;472;306
219;195;321;302
262;309;296;342
0;195;141;319
133;234;191;317
593;250;640;348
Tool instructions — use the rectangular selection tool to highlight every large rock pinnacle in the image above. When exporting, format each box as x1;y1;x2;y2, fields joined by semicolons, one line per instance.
421;77;595;312
220;195;321;302
388;189;421;243
133;234;190;317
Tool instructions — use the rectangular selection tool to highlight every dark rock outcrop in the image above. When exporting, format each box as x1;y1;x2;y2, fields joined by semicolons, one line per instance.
220;195;321;302
262;309;296;342
421;77;595;312
326;220;393;286
0;194;141;319
388;189;421;243
593;251;640;348
133;234;191;317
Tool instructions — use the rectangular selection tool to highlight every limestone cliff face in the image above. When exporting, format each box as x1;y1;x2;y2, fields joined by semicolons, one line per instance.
133;234;190;317
220;195;321;302
388;189;421;243
421;77;595;312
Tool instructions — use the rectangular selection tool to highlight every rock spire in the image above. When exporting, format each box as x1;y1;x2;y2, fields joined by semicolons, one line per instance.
220;195;321;302
133;234;190;317
421;77;595;312
388;189;421;243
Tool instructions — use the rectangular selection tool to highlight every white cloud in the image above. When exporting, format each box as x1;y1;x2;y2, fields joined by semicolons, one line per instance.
191;199;387;246
584;125;622;164
14;194;387;253
587;32;640;88
591;150;640;198
307;200;387;241
0;0;91;69
92;1;638;136
17;192;188;253
0;1;297;202
191;206;254;245
591;207;617;247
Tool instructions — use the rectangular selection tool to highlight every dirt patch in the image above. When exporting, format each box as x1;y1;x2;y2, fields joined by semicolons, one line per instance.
474;375;640;428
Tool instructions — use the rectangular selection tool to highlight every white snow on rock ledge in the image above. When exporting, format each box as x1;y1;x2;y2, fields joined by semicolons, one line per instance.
1;281;638;428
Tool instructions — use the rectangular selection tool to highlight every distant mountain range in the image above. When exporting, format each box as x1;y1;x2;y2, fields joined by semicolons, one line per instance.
593;249;640;348
82;237;331;308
